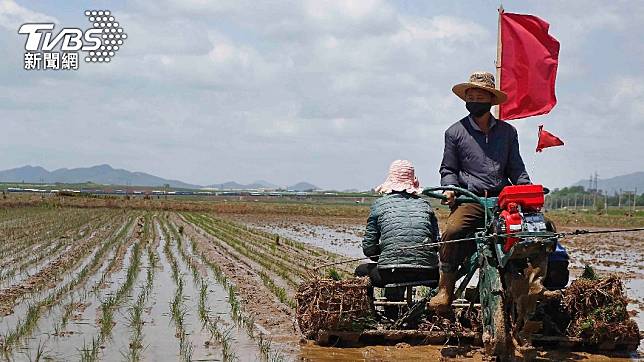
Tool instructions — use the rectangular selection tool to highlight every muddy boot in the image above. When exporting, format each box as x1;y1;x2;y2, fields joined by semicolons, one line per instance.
428;272;456;313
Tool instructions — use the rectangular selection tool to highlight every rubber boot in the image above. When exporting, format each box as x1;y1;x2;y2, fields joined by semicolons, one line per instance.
427;272;456;313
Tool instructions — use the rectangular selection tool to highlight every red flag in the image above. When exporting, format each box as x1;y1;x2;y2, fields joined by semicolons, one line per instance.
536;125;564;152
500;12;560;120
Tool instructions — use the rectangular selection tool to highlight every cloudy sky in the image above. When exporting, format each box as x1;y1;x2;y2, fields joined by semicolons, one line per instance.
1;0;642;190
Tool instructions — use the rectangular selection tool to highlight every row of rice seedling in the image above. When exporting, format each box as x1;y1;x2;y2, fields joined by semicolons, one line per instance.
0;215;125;314
183;213;347;311
0;206;53;225
189;213;355;278
162;218;244;361
205;215;356;277
180;214;296;308
166;217;285;361
0;209;108;262
158;219;194;361
123;218;157;362
15;215;139;360
0;214;131;325
0;211;120;288
82;217;147;361
182;213;303;287
197;280;237;361
0;208;106;263
194;214;316;276
0;214;136;357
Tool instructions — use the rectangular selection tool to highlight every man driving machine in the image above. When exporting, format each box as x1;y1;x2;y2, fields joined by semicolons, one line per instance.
428;71;532;312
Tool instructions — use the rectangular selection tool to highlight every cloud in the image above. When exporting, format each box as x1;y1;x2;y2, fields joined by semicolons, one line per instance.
0;0;58;31
0;1;643;190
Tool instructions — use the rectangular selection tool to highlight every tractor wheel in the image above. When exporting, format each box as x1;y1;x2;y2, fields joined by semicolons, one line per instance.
485;294;511;358
480;264;513;359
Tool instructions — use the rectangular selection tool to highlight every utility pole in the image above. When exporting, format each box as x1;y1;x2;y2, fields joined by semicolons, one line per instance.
574;193;577;209
604;190;608;214
635;188;638;212
618;189;622;209
593;171;598;209
595;172;599;191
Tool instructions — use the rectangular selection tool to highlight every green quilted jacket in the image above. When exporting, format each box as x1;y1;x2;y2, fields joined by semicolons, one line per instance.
362;192;440;269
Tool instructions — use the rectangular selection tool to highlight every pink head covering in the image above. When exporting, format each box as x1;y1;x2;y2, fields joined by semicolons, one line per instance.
375;160;422;195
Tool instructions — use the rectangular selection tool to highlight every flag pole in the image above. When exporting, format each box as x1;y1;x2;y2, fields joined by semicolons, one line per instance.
495;5;504;119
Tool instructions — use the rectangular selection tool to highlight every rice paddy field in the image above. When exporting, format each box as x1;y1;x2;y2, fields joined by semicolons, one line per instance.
0;194;642;361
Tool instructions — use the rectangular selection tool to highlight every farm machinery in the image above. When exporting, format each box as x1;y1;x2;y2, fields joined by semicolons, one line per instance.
298;184;643;359
420;184;561;357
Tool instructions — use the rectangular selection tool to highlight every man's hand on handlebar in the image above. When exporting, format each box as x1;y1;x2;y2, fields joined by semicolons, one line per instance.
442;190;456;207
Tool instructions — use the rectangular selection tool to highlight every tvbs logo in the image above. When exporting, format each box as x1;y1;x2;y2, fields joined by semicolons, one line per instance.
18;10;127;71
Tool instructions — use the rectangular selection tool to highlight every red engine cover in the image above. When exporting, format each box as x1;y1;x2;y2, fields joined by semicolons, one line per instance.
501;202;522;252
498;184;544;212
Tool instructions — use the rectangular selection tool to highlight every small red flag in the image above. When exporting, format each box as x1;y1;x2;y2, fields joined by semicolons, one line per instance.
536;125;564;152
500;12;560;120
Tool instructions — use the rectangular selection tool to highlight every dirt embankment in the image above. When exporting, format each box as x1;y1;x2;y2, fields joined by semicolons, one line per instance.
1;195;372;217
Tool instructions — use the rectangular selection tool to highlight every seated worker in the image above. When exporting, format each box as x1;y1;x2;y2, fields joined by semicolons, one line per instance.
428;71;538;317
355;160;440;288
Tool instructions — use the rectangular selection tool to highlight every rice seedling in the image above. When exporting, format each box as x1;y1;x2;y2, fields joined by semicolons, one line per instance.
160;220;195;362
97;219;146;342
259;271;295;308
78;337;100;362
20;337;50;362
124;252;154;361
326;267;342;281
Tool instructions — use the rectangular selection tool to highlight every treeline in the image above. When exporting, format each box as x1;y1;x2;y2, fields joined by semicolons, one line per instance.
546;186;642;210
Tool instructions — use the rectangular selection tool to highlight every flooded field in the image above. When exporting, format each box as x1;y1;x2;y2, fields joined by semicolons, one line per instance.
0;199;642;361
0;206;355;361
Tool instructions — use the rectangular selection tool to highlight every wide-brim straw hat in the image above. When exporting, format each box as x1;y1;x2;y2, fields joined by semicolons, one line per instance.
375;160;422;195
452;71;507;105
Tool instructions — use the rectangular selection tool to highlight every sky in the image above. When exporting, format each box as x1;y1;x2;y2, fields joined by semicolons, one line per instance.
0;0;642;190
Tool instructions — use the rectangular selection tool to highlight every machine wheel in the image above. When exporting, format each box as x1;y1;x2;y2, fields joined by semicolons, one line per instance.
480;260;513;359
485;293;511;357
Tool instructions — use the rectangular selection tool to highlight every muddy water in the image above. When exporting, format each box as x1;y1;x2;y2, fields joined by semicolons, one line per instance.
563;229;644;356
299;343;640;361
141;227;181;361
250;223;364;258
299;343;485;361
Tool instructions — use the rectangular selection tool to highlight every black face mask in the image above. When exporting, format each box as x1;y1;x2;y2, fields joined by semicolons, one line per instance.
466;102;492;117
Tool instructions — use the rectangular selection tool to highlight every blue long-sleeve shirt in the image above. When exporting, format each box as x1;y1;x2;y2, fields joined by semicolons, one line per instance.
439;115;531;197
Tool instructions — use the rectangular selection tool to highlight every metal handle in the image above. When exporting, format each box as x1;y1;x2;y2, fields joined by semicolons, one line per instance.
422;186;494;221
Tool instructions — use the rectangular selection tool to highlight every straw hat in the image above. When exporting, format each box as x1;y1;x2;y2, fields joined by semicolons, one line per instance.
375;160;422;195
452;71;507;105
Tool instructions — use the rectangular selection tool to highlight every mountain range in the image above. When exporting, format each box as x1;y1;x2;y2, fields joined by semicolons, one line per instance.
3;164;640;194
0;165;319;191
572;171;644;194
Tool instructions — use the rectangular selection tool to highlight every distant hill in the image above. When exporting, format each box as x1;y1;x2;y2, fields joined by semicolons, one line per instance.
0;164;322;191
207;180;280;190
253;180;279;189
207;180;321;191
0;164;199;189
288;182;318;191
572;171;644;194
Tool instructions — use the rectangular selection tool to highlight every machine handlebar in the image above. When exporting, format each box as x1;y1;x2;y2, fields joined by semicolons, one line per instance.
421;186;494;221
